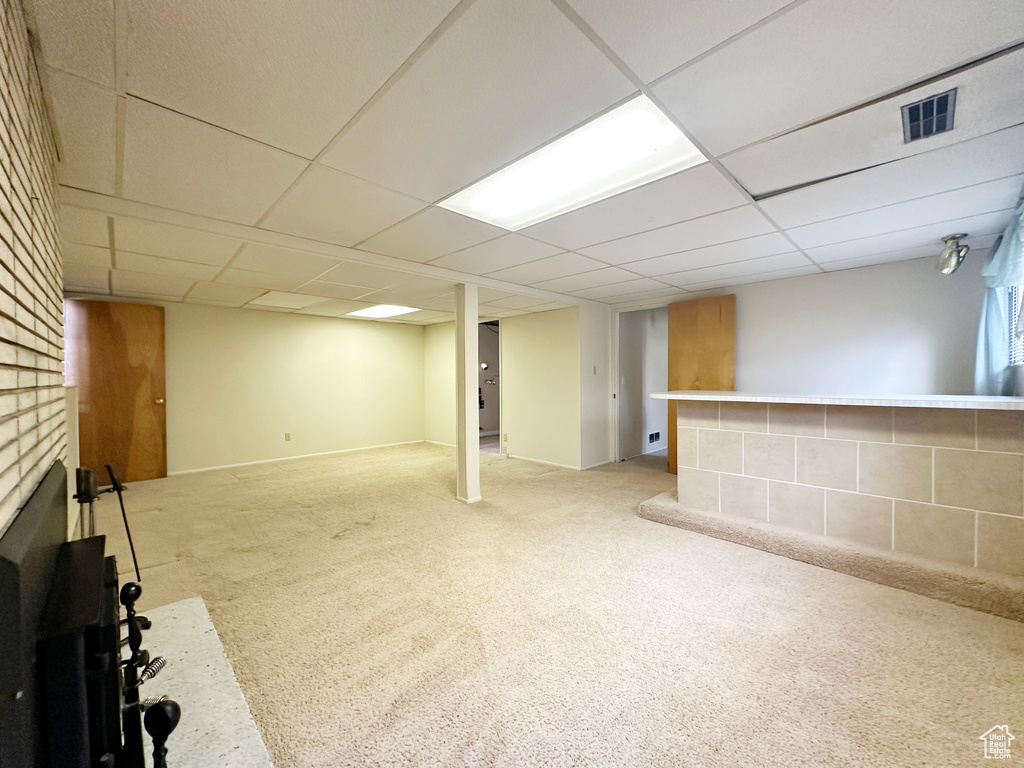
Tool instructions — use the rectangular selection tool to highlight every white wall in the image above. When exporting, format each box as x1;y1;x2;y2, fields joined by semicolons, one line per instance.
502;308;582;468
691;257;986;395
617;307;667;460
165;304;425;472
579;303;613;468
424;322;456;445
478;323;500;433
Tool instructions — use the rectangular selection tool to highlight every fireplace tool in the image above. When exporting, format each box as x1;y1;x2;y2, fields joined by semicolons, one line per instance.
73;463;142;581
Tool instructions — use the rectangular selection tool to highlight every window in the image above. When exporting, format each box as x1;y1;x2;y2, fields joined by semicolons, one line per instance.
1012;285;1023;366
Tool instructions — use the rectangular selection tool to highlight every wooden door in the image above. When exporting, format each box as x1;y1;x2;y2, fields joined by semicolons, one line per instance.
64;300;167;481
667;295;736;474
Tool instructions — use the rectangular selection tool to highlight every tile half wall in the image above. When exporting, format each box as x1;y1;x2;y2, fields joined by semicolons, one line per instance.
675;401;1024;578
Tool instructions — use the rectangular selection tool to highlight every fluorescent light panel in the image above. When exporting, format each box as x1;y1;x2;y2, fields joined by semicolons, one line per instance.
438;95;707;231
346;304;418;318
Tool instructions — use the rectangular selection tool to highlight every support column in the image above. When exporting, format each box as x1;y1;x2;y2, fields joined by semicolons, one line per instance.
455;283;481;503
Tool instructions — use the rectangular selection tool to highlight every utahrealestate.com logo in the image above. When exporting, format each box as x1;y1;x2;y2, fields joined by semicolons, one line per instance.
980;726;1014;760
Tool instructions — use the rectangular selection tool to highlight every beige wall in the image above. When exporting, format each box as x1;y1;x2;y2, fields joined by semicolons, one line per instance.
502;308;582;468
579;303;613;468
165;304;425;473
423;322;456;446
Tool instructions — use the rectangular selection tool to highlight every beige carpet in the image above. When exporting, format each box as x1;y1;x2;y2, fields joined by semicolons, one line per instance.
95;444;1024;767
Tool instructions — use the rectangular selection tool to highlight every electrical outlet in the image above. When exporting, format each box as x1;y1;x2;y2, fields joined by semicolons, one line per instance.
503;433;508;442
285;432;291;441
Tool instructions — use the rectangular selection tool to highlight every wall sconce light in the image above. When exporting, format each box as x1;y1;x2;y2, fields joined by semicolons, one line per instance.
936;233;969;274
480;362;489;370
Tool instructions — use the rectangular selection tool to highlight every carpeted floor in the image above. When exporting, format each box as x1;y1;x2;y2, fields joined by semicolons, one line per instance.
95;443;1024;767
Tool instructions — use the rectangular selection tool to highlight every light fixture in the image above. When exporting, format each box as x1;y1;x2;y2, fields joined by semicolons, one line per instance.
346;305;418;318
936;234;970;274
438;95;707;230
480;362;489;370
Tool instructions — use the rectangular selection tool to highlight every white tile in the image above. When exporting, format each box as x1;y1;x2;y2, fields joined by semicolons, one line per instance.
787;176;1024;250
361;288;455;308
32;0;115;87
408;294;456;312
317;262;409;290
756;125;1024;229
429;235;562;274
570;278;668;300
567;0;792;83
658;252;814;287
809;228;1004;266
625;233;795;277
360;207;506;262
723;49;1024;197
187;282;265;305
579;206;776;264
486;253;604;283
653;0;1024;155
61;207;111;247
247;291;322;309
399;309;454;323
127;0;458;157
681;265;822;293
47;69;117;195
230;243;340;279
294;282;377;301
478;288;517;304
64;242;111;268
607;287;689;304
63;263;110;292
261;166;425;247
217;269;307;292
115;252;221;281
486;295;554;310
110;270;195;298
531;266;640;292
123;98;307;224
114;218;242;266
320;0;634;201
521;164;747;250
296;299;375;316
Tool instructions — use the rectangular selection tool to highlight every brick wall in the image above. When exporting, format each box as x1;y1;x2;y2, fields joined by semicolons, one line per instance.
0;0;65;536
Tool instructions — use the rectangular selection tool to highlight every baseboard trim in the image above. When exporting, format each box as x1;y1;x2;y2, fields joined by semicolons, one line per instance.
507;455;580;471
582;460;613;470
168;440;425;476
423;440;456;448
638;490;1024;624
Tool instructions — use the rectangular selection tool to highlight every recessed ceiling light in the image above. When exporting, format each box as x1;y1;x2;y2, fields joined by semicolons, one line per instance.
346;304;419;318
438;95;706;231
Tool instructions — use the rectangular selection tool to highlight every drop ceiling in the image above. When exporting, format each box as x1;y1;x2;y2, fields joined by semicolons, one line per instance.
28;0;1024;323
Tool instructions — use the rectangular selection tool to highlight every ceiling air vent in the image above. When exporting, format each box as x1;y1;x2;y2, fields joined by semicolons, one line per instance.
901;88;956;143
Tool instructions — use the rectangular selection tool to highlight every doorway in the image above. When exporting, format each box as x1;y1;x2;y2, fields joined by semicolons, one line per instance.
616;307;668;469
479;320;501;455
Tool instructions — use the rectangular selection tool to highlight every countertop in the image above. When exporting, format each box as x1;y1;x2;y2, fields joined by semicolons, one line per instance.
650;391;1024;410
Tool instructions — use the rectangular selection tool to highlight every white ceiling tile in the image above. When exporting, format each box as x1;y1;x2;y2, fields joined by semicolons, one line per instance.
217;269;307;292
485;295;554;310
806;223;1007;265
115;252;221;281
786;175;1024;250
383;273;457;295
61;207;111;246
410;294;456;312
317;262;409;290
320;0;635;201
625;233;795;277
183;297;246;308
247;291;322;309
682;265;822;293
531;266;640;292
756;125;1024;229
47;69;116;194
653;0;1024;155
63;263;110;292
31;0;114;87
123;98;308;224
296;299;375;317
429;235;562;274
570;278;668;300
110;270;195;298
607;287;689;304
230;243;340;279
64;242;112;268
520;164;748;250
659;252;814;287
260;166;426;246
516;301;570;312
360;207;506;262
478;288;517;304
360;287;455;309
724;50;1024;197
127;0;458;157
400;309;454;323
579;205;776;264
486;253;604;284
114;218;243;266
187;281;265;305
294;282;377;301
566;0;792;83
821;241;999;272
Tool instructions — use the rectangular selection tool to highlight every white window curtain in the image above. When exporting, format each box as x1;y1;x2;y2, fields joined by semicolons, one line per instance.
975;199;1024;395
